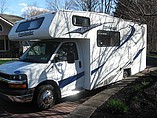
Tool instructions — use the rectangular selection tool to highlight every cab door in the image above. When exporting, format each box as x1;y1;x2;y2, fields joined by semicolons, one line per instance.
53;42;84;92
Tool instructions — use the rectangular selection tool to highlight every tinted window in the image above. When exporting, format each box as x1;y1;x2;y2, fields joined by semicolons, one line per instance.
20;41;60;63
72;15;90;27
16;17;44;32
97;30;120;47
55;42;78;62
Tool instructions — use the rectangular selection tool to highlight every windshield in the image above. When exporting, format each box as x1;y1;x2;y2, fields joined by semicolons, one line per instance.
20;41;60;63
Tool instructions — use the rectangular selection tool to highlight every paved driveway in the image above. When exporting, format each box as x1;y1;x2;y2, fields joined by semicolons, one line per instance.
0;88;104;118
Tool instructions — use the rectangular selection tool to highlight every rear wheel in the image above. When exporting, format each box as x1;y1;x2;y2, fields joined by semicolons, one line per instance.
123;69;131;78
33;85;56;111
123;71;129;78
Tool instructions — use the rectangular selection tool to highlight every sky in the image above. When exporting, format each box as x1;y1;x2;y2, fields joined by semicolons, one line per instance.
4;0;47;16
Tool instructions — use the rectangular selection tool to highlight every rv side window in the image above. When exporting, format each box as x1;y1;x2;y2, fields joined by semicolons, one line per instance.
16;17;44;32
97;30;120;47
72;15;90;27
55;42;78;62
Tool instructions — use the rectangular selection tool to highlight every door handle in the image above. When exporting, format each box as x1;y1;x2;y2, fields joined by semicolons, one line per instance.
79;61;82;68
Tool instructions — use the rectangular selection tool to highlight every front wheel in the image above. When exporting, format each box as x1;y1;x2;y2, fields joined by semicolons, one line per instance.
33;85;56;111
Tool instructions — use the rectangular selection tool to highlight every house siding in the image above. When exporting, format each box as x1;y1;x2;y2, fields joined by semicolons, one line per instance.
0;19;22;58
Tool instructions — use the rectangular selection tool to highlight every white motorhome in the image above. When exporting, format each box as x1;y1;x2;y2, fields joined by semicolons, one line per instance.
0;10;146;110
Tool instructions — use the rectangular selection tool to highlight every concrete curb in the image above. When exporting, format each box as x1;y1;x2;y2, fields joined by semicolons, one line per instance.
68;77;137;118
68;67;156;118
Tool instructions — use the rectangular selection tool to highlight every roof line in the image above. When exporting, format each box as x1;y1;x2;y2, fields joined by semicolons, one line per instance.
0;16;13;26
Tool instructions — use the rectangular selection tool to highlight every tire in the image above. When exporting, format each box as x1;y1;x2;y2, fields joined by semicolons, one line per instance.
123;71;129;78
33;85;56;111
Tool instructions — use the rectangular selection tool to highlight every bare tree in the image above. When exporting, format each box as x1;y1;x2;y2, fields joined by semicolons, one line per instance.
99;0;117;14
71;0;117;14
45;0;117;15
22;2;49;19
70;0;117;14
70;0;99;12
114;0;157;53
0;0;8;14
46;0;73;11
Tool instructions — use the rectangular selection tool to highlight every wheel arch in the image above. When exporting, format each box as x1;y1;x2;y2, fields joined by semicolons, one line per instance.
123;68;131;78
34;80;61;99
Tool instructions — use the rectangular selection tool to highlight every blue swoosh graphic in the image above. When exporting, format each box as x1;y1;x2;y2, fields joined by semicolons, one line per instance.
59;25;138;88
117;25;135;50
59;71;85;88
91;25;136;75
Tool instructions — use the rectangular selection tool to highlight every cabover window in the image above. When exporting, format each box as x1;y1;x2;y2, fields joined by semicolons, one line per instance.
16;17;44;32
72;15;90;27
97;30;120;47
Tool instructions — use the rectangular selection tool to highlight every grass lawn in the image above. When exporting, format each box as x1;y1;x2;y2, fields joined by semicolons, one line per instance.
147;54;157;58
0;60;12;65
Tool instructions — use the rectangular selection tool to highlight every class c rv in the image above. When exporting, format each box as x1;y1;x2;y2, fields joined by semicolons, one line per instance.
0;10;146;110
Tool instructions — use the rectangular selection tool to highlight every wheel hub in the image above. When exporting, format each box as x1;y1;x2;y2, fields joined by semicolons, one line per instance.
42;90;54;105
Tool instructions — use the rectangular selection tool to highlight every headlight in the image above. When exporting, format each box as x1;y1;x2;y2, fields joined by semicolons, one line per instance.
11;74;27;81
8;74;27;89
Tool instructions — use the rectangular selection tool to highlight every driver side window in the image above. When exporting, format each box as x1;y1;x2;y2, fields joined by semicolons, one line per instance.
55;42;78;62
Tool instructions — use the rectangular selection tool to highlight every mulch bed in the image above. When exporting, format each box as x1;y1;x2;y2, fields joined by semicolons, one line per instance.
91;74;157;118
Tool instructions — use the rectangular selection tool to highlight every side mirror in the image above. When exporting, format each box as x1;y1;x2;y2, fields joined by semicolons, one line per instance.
53;54;60;63
67;52;75;63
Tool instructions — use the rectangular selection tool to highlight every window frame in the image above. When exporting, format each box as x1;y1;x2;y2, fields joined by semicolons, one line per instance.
72;15;90;27
20;41;60;63
16;17;45;32
55;42;79;62
97;30;120;47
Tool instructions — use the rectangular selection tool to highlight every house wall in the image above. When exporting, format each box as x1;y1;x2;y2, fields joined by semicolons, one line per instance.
0;20;11;35
0;19;21;58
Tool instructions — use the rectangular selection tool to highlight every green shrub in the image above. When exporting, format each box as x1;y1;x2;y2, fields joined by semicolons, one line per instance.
133;81;150;92
133;84;142;92
141;81;150;86
106;99;128;114
132;96;140;102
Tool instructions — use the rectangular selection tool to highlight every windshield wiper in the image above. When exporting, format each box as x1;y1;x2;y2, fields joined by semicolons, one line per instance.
20;58;35;62
20;58;44;63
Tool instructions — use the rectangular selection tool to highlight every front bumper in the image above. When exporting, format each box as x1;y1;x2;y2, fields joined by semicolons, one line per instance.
0;72;34;103
5;90;34;103
0;77;34;103
0;87;35;103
